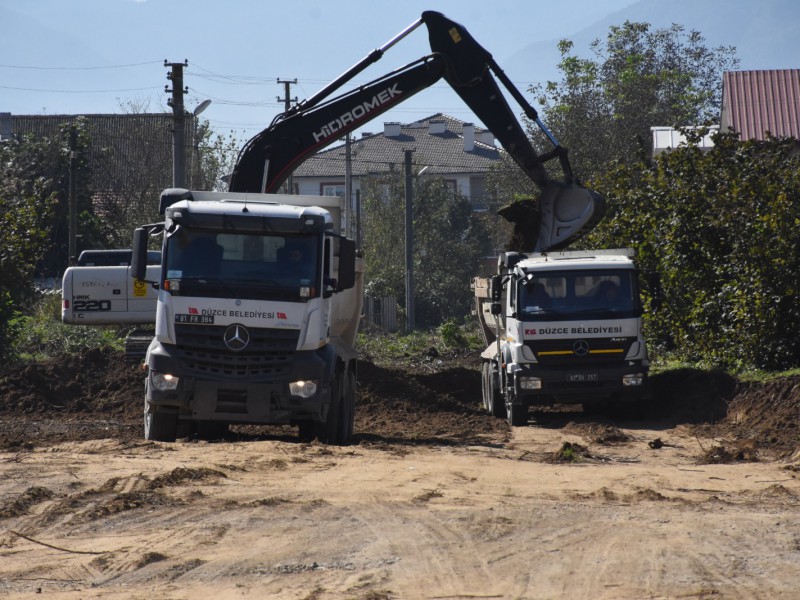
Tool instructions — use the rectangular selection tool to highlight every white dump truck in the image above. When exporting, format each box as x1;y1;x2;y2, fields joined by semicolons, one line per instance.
127;189;363;444
474;249;650;426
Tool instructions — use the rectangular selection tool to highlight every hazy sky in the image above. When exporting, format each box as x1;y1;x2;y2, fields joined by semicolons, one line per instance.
0;0;636;141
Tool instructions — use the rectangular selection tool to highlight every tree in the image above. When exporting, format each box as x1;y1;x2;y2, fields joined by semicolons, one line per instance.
0;193;58;361
531;21;739;181
587;130;800;371
0;121;108;277
360;172;493;327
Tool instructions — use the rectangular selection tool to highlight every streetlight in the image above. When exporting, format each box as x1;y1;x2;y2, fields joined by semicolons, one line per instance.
191;100;211;188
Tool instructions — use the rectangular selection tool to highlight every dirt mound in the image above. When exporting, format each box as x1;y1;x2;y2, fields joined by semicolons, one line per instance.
0;349;798;456
701;375;800;456
0;348;142;417
0;348;506;450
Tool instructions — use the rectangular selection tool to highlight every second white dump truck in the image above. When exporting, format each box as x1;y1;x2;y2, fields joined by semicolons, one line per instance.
474;249;650;426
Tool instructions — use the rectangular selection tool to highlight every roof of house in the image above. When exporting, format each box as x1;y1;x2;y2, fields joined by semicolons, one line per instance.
292;113;501;179
720;70;800;140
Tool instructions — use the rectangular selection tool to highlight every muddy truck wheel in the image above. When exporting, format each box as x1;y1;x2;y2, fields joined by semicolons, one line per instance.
486;363;506;419
314;366;354;446
506;398;528;427
144;401;178;442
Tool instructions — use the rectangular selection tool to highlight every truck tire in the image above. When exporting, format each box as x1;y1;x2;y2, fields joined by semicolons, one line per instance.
488;364;506;419
144;402;178;442
480;362;491;411
342;366;356;442
506;396;528;427
298;421;316;442
315;368;353;446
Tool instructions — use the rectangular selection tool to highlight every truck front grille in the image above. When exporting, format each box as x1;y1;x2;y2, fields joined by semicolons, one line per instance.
173;324;300;381
528;338;633;367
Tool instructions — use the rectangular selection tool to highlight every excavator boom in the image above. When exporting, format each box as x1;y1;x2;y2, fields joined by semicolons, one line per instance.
228;11;604;251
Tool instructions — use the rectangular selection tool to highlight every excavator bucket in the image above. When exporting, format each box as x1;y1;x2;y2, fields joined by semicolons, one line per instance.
538;182;605;251
498;183;605;253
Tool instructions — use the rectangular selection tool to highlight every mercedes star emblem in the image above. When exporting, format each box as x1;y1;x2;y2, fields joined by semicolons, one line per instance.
223;323;250;351
572;339;590;356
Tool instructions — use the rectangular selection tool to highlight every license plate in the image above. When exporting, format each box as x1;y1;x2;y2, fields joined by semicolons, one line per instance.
567;373;599;382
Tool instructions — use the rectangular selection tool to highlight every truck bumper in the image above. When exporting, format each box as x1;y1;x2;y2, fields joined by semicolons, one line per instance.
145;341;336;425
509;363;649;406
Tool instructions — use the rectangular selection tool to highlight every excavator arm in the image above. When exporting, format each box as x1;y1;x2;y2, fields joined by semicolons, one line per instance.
228;11;604;251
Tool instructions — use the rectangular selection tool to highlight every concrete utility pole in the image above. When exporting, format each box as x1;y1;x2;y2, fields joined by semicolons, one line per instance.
277;78;297;193
345;134;352;237
68;126;77;266
404;149;415;331
165;59;188;188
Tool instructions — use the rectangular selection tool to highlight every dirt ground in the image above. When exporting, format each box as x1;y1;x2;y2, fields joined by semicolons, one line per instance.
1;348;799;599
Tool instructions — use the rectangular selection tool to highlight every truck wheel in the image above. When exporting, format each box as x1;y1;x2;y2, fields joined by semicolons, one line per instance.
144;402;178;442
480;362;490;411
342;366;356;442
488;364;506;418
315;376;344;445
506;397;528;427
298;421;316;442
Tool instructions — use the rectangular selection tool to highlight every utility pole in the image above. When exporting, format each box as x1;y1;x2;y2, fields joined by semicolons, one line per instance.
345;134;352;237
277;78;297;193
404;149;415;331
68;126;77;266
165;59;188;188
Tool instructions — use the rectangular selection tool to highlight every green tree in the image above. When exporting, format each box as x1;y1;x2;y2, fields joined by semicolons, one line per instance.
587;131;800;371
532;21;739;180
360;172;493;327
1;121;107;276
0;192;58;360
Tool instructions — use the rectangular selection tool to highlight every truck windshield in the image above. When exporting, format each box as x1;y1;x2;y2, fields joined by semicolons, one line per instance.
164;229;320;301
518;269;640;321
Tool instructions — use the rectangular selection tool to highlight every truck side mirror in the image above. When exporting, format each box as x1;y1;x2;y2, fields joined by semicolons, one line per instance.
490;275;502;301
336;238;356;291
130;227;149;282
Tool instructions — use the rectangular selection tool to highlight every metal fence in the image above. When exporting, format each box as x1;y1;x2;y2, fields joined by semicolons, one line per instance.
364;295;398;333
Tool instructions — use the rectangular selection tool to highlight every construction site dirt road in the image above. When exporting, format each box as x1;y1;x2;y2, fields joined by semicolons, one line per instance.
1;349;799;599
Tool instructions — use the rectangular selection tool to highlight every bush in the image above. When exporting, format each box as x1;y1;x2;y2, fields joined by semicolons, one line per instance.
5;294;123;365
588;132;800;371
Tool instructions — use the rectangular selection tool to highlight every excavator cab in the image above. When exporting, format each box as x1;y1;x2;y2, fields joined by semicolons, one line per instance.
228;11;604;252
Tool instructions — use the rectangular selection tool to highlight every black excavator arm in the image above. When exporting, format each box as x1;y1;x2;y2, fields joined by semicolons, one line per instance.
228;11;604;251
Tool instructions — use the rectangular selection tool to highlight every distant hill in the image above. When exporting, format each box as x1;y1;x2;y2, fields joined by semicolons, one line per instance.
504;0;800;87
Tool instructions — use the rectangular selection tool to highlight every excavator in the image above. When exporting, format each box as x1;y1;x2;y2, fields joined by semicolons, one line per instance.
228;11;604;252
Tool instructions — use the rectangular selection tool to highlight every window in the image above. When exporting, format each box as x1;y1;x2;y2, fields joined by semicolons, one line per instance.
518;269;639;321
321;183;345;197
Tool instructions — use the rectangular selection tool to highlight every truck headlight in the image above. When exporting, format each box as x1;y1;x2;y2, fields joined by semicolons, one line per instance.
622;373;645;386
151;371;179;391
289;380;318;398
521;345;538;362
518;377;542;390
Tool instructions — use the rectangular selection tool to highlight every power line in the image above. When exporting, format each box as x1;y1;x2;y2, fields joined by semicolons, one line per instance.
0;84;162;94
0;60;163;70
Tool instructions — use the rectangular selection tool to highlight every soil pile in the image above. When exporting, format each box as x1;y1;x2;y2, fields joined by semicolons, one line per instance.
0;348;798;456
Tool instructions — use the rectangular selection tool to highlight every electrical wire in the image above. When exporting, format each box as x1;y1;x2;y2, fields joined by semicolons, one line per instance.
0;84;163;94
0;60;163;70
